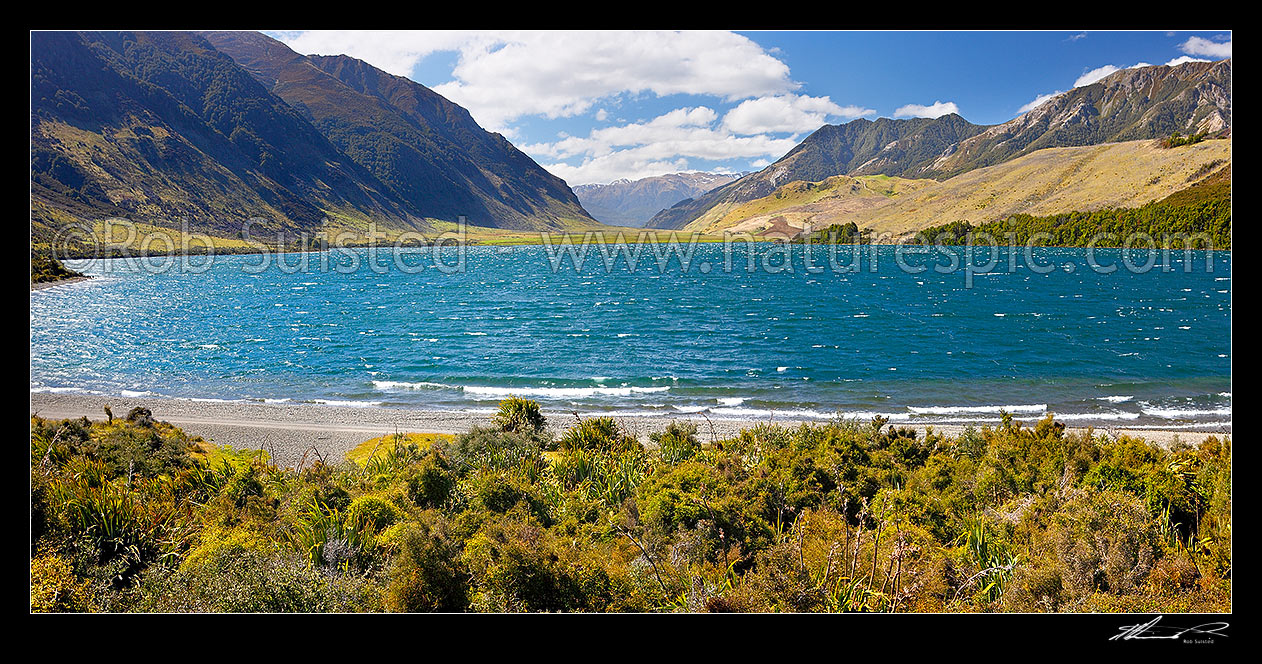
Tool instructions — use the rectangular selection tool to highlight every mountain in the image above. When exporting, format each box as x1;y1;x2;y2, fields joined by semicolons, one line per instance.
648;59;1231;231
572;172;744;227
925;59;1231;179
682;138;1229;238
31;31;421;243
200;31;596;231
646;114;985;229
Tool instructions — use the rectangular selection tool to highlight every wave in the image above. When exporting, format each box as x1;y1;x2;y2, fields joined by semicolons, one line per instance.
464;385;670;399
312;399;384;408
1096;395;1133;403
31;386;100;394
710;407;837;420
1125;421;1233;430
1140;406;1232;419
373;380;450;391
908;404;1046;415
374;379;671;400
1053;412;1141;421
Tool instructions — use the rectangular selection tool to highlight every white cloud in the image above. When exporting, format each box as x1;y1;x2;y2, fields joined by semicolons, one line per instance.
1166;55;1211;67
893;100;960;119
1017;90;1065;114
276;31;798;132
722;94;874;135
1073;54;1212;90
1074;65;1121;88
594;108;608;122
1180;36;1231;59
272;30;470;78
524;106;801;185
543;153;693;186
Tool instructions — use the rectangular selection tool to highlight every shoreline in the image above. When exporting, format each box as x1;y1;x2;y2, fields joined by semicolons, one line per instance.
31;392;1230;469
30;275;91;291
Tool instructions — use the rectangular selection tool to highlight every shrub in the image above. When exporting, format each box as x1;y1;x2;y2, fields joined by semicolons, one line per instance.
344;495;405;534
138;547;376;612
385;517;469;612
30;554;91;612
493;397;546;434
471;472;550;524
652;421;700;464
440;426;548;475
559;417;640;453
406;451;456;508
1048;489;1157;598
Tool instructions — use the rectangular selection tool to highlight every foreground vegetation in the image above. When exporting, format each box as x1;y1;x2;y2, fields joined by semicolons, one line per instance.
31;401;1230;612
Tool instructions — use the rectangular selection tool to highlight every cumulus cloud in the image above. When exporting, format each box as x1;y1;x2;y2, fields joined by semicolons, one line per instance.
1073;65;1121;88
523;106;800;185
1180;36;1231;59
272;30;469;77
1166;55;1211;66
722;94;874;135
893;100;960;119
276;31;798;132
1017;90;1065;114
1073;53;1214;90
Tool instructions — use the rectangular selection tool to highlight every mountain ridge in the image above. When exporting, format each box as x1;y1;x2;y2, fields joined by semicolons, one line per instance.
572;172;745;227
647;114;986;229
647;59;1231;230
200;31;597;231
31;31;422;242
681;138;1230;238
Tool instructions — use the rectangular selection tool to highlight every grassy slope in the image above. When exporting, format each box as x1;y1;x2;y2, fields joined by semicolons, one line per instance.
685;139;1230;238
682;174;935;235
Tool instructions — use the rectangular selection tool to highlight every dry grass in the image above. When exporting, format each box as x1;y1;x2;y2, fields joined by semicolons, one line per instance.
685;139;1231;238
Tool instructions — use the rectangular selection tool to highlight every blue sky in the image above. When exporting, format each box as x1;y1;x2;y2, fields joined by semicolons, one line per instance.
272;30;1231;186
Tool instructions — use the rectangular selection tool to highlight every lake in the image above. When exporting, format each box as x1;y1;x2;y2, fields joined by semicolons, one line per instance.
30;242;1231;430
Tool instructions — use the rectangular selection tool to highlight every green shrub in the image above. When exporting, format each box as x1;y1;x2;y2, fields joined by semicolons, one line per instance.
385;516;469;612
652;421;700;464
559;417;640;453
344;495;405;533
406;451;455;508
493;396;546;434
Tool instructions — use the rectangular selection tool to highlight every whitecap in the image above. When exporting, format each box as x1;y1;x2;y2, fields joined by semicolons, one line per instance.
313;399;384;408
462;385;670;399
1140;406;1232;419
908;404;1046;415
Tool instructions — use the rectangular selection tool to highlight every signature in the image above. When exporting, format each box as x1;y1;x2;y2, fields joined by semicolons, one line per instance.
1111;616;1230;642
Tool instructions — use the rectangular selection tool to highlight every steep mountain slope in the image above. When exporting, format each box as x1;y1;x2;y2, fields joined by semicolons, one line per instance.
201;31;597;231
573;172;743;227
926;59;1231;179
649;59;1230;231
686;138;1229;238
647;114;985;229
31;31;421;243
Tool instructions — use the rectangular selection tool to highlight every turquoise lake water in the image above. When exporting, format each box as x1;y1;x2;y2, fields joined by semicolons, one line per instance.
31;244;1231;429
